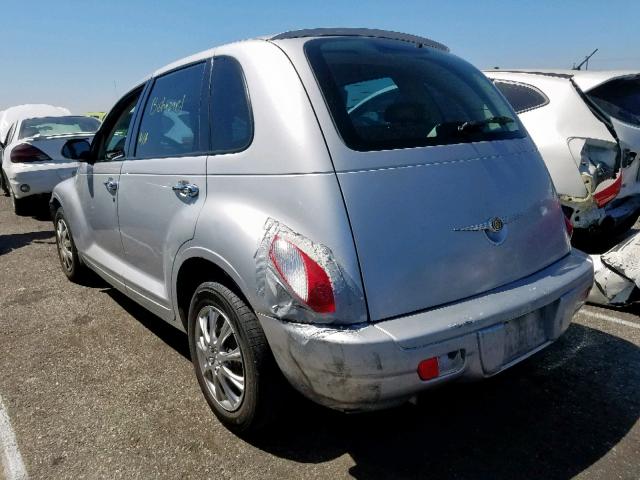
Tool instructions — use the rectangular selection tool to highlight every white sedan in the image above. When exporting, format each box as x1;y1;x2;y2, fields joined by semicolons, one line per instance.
1;115;100;214
485;69;640;236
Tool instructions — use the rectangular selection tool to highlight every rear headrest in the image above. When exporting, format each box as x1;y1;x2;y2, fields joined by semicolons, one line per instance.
384;102;427;124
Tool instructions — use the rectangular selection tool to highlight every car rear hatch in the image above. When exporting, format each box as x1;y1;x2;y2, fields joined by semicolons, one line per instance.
581;75;640;199
302;36;571;321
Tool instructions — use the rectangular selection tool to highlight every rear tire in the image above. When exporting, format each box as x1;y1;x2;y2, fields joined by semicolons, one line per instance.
10;188;28;216
188;282;283;435
54;208;87;282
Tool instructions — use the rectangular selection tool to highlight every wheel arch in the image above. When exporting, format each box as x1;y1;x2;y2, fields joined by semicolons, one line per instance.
49;194;62;219
173;248;253;331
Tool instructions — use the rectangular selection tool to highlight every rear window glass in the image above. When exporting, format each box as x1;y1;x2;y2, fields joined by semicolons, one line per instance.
587;77;640;127
19;116;100;139
305;38;524;152
493;81;548;113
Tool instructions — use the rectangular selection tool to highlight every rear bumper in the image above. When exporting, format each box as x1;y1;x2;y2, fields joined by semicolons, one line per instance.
260;250;594;411
603;194;640;228
7;163;78;199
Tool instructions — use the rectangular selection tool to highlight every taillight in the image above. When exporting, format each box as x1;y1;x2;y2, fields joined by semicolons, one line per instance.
417;357;439;381
564;215;574;238
593;172;622;208
10;143;51;163
269;235;335;313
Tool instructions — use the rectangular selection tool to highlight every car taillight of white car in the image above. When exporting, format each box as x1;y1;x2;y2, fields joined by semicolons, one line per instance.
567;137;621;207
10;143;52;163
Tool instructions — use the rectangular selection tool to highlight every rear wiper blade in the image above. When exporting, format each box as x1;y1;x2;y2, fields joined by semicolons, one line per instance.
457;116;515;134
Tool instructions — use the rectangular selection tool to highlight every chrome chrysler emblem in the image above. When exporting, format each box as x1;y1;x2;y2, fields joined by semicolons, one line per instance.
453;213;521;233
489;217;504;232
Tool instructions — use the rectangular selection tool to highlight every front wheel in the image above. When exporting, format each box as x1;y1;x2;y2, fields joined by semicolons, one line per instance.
0;170;9;196
54;208;87;281
188;282;284;434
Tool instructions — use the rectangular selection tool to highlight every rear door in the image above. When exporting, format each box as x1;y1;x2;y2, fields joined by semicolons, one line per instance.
116;61;209;319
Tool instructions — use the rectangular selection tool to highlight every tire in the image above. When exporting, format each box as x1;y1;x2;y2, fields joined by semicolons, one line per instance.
188;282;283;435
54;208;87;282
0;170;9;196
10;188;28;216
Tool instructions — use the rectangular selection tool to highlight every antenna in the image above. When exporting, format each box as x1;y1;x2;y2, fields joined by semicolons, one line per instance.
572;49;598;70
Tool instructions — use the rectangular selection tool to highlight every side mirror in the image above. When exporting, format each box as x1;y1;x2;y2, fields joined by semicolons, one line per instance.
61;138;92;162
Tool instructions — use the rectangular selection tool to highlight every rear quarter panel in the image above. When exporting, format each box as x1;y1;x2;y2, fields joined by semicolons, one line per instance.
171;40;364;322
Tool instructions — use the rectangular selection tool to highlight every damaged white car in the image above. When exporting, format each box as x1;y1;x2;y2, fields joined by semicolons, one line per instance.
1;114;100;214
0;104;70;177
485;70;640;236
51;29;593;434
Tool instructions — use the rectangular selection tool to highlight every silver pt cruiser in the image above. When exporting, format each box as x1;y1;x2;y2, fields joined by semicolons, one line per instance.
51;28;594;433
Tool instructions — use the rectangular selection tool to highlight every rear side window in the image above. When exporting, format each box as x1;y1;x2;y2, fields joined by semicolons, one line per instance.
305;37;524;152
210;56;252;152
587;77;640;127
135;62;206;158
493;81;548;114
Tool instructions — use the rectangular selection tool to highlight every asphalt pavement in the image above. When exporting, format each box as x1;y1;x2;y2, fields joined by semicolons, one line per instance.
0;195;638;480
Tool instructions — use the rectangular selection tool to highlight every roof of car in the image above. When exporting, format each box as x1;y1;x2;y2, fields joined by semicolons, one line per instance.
270;28;449;51
485;69;640;92
151;28;449;79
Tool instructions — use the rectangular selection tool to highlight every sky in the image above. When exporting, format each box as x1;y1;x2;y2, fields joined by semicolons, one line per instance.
1;0;639;114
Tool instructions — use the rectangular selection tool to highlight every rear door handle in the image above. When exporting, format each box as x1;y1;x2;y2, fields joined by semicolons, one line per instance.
103;178;118;192
172;181;199;198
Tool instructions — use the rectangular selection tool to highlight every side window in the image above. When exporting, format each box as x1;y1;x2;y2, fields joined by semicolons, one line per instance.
135;62;206;158
493;80;548;114
98;92;141;161
210;56;253;152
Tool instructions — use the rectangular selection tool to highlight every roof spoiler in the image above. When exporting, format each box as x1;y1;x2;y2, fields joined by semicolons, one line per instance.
270;28;450;52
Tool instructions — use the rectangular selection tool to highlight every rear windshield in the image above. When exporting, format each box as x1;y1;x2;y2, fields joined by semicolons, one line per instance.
587;77;640;127
19;116;100;139
305;37;524;151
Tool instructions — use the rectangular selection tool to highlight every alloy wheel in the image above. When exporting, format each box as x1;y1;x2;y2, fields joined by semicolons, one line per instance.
195;305;245;411
56;218;74;272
